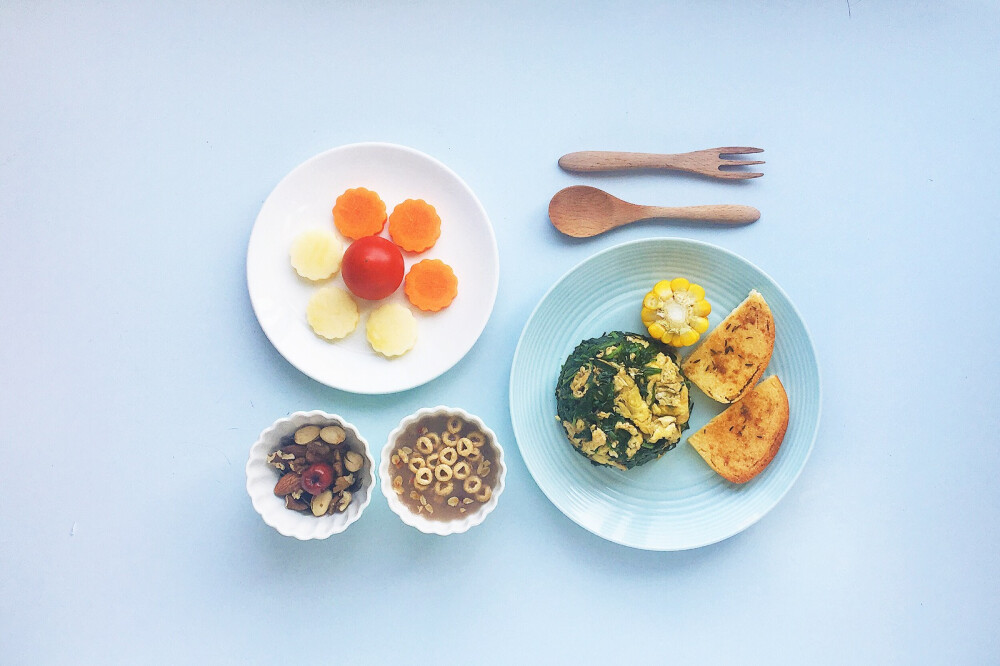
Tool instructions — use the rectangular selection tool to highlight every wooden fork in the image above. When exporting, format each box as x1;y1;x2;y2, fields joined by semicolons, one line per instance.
558;147;765;180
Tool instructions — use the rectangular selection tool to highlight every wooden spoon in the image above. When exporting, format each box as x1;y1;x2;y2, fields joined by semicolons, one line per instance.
548;186;760;238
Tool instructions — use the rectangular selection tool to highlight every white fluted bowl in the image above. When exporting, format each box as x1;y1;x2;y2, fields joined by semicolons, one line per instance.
247;410;374;539
380;406;505;535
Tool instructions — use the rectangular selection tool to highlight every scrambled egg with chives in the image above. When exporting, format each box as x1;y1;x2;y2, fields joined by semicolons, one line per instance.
555;331;692;470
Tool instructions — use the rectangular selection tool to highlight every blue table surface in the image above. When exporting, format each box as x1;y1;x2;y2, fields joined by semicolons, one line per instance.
2;2;998;663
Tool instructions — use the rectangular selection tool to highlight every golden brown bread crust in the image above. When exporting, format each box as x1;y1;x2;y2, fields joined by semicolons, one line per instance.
687;375;789;483
681;290;775;404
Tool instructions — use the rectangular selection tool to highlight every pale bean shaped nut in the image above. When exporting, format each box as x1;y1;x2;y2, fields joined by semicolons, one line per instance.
319;425;346;445
425;504;434;514
391;453;401;466
467;448;482;463
311;490;333;516
344;451;364;473
414;467;433;487
398;449;410;464
475;485;492;503
446;417;462;434
439;447;458;466
467;431;486;447
393;476;404;494
447;496;460;507
453;460;471;480
442;431;460;446
434;480;454;496
408;457;426;474
463;475;482;494
456;438;475;457
477;461;490;477
416;437;434;455
435;464;453;482
337;491;352;512
294;425;320;444
401;446;413;455
426;452;439;468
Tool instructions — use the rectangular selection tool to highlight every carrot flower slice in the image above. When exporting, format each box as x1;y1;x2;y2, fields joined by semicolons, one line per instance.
388;199;441;252
332;187;387;240
404;259;458;311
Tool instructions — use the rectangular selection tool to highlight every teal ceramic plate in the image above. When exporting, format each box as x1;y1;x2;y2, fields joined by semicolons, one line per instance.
509;238;820;550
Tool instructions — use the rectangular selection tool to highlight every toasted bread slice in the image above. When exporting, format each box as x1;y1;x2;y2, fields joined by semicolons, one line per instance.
681;289;774;403
687;375;788;483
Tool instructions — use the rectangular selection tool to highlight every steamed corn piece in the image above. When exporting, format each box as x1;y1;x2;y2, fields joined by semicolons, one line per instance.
290;229;344;281
306;286;359;340
640;277;711;347
366;303;418;357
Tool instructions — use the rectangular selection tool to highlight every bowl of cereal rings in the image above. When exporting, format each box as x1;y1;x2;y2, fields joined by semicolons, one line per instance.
379;406;505;535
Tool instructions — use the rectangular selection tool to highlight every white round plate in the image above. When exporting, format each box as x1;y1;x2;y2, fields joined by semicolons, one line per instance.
509;238;821;550
247;143;499;394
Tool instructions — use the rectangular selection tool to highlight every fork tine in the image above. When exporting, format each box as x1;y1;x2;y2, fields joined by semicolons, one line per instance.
720;160;765;166
716;147;764;155
716;171;764;179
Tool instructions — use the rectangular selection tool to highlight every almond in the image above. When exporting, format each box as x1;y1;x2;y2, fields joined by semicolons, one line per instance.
273;473;301;496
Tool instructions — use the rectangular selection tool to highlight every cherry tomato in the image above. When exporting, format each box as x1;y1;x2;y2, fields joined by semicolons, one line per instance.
301;463;334;494
341;236;405;300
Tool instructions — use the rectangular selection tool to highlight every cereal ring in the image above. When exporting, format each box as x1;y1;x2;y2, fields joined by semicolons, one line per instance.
408;457;426;474
446;417;462;434
467;431;486;447
416;437;434;455
453;460;471;480
456;438;475;457
463;475;482;494
426;452;439;468
475;485;492;503
439;447;458;466
442;431;460;446
434;480;454;496
466;448;482;463
477;461;491;477
414;467;433;487
435;464;453;482
424;432;441;448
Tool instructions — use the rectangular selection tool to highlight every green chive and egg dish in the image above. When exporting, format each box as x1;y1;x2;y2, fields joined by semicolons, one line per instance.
554;331;692;470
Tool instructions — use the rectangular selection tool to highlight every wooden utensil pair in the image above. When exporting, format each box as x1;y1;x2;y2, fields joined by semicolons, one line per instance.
550;147;764;238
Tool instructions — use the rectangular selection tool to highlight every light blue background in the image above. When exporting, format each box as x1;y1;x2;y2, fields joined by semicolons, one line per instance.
2;1;998;663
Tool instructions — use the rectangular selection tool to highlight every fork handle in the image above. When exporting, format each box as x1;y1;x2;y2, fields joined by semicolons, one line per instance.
559;151;699;173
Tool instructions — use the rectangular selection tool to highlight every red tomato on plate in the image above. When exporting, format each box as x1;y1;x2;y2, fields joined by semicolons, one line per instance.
341;236;405;300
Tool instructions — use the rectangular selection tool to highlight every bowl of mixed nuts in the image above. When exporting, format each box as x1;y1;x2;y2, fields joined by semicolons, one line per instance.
246;410;374;539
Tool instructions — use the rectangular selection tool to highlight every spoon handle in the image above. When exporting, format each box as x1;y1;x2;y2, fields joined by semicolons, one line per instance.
639;205;760;225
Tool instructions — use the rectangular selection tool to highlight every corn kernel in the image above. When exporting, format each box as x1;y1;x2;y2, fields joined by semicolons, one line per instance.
693;300;712;317
679;329;700;346
669;277;690;292
643;294;660;309
687;284;705;300
647;323;666;339
641;307;657;323
653;281;672;299
691;316;710;333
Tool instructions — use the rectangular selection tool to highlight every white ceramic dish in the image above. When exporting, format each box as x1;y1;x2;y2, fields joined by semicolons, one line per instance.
246;142;499;394
246;410;374;539
379;406;505;535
